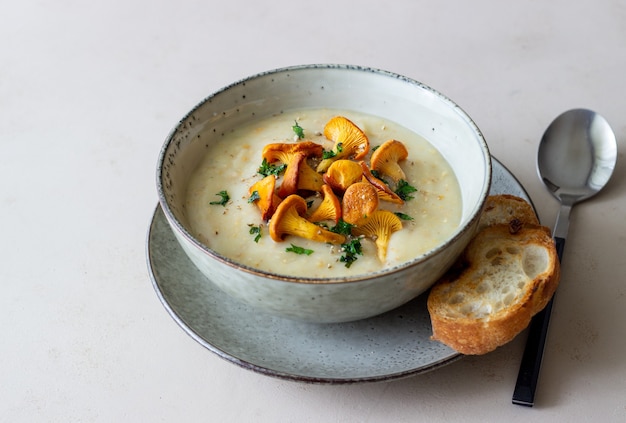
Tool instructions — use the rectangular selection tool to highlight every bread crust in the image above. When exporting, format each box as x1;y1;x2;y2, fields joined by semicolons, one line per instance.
477;193;539;232
427;196;560;355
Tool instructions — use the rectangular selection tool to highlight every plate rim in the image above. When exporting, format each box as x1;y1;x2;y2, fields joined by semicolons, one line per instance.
146;156;533;384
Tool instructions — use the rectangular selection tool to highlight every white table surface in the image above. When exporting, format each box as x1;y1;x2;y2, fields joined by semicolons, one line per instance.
3;1;626;421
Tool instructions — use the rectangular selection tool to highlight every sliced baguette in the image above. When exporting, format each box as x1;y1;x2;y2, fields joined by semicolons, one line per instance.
427;196;559;355
477;193;539;231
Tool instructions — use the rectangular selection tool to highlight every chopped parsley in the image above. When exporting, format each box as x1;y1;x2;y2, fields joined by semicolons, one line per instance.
248;224;262;243
248;190;260;203
370;169;384;180
340;238;363;268
322;142;343;159
330;219;353;236
258;158;286;177
209;190;230;206
395;179;418;201
292;121;305;139
395;212;414;221
286;244;314;255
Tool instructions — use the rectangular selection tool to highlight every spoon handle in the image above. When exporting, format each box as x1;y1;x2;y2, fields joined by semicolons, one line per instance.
512;236;565;406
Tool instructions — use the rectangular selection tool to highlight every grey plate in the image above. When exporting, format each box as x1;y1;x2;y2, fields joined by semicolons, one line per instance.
146;157;532;384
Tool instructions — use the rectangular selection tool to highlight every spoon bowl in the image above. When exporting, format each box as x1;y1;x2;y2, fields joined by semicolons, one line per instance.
513;108;617;407
538;108;617;206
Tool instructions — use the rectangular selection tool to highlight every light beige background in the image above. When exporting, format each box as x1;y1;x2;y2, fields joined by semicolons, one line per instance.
2;0;625;421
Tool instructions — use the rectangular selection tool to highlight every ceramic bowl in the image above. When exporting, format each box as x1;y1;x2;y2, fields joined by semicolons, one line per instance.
156;64;491;323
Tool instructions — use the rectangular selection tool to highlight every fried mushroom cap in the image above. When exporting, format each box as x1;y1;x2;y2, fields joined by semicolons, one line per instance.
359;161;404;205
262;141;323;164
248;175;281;220
341;181;379;226
317;116;369;172
297;158;325;193
323;159;364;193
269;194;346;244
308;184;342;224
370;139;409;182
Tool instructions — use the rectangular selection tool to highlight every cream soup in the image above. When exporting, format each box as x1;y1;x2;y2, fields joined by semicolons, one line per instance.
185;109;462;278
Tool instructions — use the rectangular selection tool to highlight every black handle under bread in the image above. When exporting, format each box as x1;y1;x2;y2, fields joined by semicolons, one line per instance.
512;236;565;407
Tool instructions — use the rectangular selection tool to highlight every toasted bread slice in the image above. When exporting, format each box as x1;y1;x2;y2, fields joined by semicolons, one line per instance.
477;194;539;232
427;223;560;355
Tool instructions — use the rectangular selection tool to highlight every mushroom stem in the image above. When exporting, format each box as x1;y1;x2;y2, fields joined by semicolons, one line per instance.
352;210;403;262
277;152;306;198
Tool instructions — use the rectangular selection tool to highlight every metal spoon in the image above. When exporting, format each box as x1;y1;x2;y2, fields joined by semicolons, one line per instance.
513;108;617;406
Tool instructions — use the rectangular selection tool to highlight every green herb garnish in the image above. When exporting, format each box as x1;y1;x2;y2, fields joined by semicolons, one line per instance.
322;150;336;160
258;158;286;177
340;238;362;268
322;142;343;159
248;190;260;203
395;212;414;221
286;244;314;255
395;179;418;201
370;169;384;180
292;121;305;139
209;190;230;206
330;219;353;236
248;224;262;243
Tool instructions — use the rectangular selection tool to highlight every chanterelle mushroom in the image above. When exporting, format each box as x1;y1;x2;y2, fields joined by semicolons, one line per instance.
359;161;404;205
308;184;342;224
263;142;324;198
370;139;409;182
262;141;323;164
323;159;364;193
249;175;281;220
269;194;346;244
277;152;305;198
317;116;369;172
352;210;403;262
297;157;325;193
341;181;379;226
